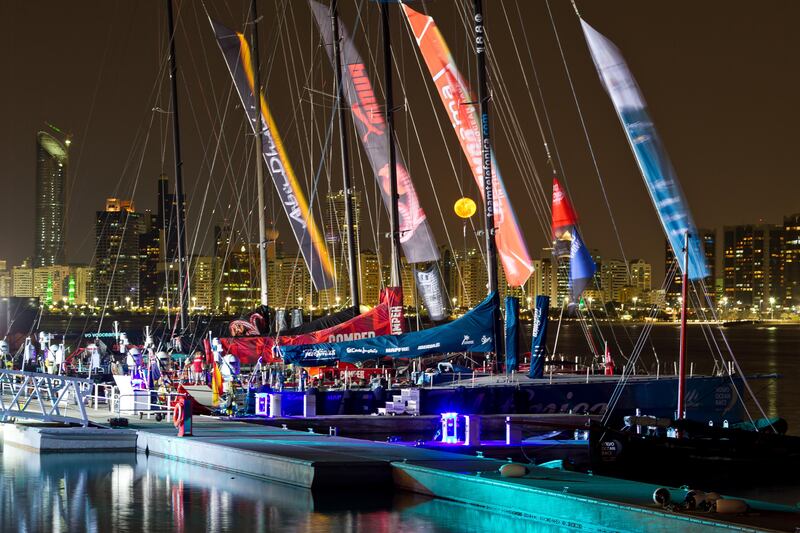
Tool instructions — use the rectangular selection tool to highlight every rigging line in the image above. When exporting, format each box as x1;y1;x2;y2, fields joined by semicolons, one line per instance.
545;0;632;281
694;277;769;424
602;262;678;423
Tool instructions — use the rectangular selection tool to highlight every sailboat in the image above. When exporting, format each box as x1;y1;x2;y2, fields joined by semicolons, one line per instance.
561;13;799;483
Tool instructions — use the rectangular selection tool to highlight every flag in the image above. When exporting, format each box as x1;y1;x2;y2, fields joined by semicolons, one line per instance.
211;361;223;406
504;296;520;373
570;230;596;302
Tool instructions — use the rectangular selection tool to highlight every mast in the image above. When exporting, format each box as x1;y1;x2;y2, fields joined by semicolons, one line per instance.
473;0;503;362
381;0;402;289
166;0;189;332
677;231;689;419
331;0;360;309
250;0;269;307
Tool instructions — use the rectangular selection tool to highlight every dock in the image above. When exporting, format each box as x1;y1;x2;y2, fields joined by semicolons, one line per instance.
119;416;798;531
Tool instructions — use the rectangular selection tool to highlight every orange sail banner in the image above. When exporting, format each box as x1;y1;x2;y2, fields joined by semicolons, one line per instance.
402;6;533;287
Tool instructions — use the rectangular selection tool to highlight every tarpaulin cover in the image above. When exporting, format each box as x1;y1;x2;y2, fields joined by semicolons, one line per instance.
280;292;498;366
219;288;403;364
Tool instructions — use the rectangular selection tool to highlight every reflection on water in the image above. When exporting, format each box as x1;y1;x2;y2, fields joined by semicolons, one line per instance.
0;446;555;533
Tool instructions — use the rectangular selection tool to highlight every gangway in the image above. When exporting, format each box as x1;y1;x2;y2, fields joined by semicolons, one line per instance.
0;369;93;427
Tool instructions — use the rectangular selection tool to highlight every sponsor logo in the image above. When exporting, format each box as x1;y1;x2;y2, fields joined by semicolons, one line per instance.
345;347;379;355
385;346;410;354
461;335;474;346
480;335;491;345
328;331;376;343
389;305;404;336
416;342;440;350
348;63;385;142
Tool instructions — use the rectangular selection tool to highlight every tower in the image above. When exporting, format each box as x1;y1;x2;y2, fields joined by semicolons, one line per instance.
34;128;70;267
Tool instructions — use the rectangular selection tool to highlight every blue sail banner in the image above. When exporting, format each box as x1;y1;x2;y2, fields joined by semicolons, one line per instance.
529;295;550;379
504;297;520;373
581;20;708;280
281;293;497;366
570;230;596;301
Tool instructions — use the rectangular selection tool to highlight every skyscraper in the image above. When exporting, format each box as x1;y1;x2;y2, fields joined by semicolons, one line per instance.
722;224;783;306
325;189;361;304
34;129;70;267
783;213;800;306
94;198;144;307
665;228;716;304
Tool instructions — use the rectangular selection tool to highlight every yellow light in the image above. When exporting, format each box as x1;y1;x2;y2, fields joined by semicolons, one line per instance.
454;197;477;219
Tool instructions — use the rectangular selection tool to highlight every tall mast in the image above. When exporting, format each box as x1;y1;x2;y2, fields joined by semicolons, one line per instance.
677;231;690;419
166;0;189;331
381;1;402;288
331;0;360;309
473;0;502;362
472;0;498;295
250;0;269;307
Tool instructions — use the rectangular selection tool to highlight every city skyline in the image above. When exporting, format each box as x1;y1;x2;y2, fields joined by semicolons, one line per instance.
0;1;797;283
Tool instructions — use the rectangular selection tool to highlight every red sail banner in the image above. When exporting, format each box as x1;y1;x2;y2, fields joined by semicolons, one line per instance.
402;6;533;287
219;287;403;364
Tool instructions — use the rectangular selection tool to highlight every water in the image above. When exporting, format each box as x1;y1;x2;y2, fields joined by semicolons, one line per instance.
552;323;800;433
0;448;554;533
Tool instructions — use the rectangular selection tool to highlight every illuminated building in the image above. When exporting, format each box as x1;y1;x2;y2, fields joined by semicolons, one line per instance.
325;189;361;304
34;129;70;267
723;224;783;307
783;213;800;306
213;223;258;312
94;198;144;307
665;229;716;304
190;255;214;310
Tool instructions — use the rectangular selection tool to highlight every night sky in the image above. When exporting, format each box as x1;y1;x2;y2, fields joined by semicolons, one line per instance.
1;0;798;283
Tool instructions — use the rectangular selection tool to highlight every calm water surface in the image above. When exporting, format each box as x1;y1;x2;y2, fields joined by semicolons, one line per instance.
0;448;555;533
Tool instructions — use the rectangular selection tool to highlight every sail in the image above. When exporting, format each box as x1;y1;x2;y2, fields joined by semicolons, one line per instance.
504;296;520;373
413;263;449;321
529;295;550;379
551;177;596;300
308;1;449;319
280;292;498;366
580;20;708;280
402;5;533;287
211;20;335;289
307;0;439;265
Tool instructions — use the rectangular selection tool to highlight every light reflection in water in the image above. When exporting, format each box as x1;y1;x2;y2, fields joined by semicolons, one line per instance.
0;446;556;533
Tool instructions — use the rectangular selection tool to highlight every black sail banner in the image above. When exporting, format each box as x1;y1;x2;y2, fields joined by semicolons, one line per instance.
211;20;335;290
307;1;448;320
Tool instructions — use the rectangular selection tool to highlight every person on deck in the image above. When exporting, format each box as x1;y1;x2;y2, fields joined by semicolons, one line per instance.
191;351;204;385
